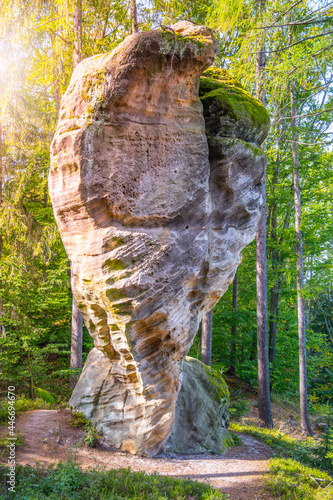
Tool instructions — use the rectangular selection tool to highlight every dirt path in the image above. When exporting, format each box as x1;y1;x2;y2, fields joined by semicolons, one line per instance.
1;409;274;500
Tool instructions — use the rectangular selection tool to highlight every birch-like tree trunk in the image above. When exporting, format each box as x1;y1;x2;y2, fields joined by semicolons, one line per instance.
201;310;212;366
70;0;84;389
255;2;273;427
130;0;138;34
290;77;313;436
229;272;238;374
74;0;82;67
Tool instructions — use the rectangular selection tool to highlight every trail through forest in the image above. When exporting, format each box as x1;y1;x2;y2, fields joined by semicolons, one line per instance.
7;409;274;500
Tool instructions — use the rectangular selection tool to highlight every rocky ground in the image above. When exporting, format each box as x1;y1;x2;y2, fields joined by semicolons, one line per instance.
1;408;274;500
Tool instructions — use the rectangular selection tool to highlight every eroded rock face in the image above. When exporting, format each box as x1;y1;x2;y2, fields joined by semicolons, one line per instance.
49;21;269;457
164;357;232;455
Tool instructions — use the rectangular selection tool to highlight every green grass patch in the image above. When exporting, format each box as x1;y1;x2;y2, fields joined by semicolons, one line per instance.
0;459;229;499
265;458;333;499
230;422;333;474
0;395;55;426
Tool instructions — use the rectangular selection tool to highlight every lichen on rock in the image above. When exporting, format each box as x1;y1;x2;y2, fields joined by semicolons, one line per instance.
49;21;269;457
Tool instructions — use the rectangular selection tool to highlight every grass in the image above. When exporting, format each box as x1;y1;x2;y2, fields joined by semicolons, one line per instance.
0;459;229;500
230;422;333;473
0;395;55;426
265;458;333;499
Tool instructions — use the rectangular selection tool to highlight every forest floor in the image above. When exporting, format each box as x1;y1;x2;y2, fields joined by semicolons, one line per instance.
0;376;324;499
0;408;273;500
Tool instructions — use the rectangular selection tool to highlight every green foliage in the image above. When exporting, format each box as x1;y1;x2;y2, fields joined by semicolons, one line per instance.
228;390;249;422
0;432;24;457
0;396;54;426
230;422;333;475
35;388;56;405
265;458;333;499
229;431;243;447
70;411;90;428
84;424;101;448
0;459;228;499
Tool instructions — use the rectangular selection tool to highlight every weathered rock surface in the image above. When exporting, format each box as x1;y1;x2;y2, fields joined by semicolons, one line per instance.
49;21;269;457
164;357;232;454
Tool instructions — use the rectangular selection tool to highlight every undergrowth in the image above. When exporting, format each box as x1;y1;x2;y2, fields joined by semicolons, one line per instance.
0;432;24;457
0;459;229;499
230;422;333;474
265;458;333;499
0;395;55;426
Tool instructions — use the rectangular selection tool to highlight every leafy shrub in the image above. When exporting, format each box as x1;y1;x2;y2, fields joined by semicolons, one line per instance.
84;424;101;448
35;388;56;404
0;459;229;499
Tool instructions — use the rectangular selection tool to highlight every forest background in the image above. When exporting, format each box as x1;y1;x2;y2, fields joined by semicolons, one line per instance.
0;0;332;419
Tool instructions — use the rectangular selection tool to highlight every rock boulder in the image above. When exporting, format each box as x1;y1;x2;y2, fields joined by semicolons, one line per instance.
49;21;269;457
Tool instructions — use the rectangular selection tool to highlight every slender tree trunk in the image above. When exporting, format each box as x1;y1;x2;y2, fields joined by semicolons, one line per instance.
269;162;279;365
69;297;83;388
74;0;82;67
0;122;2;260
229;272;238;374
290;77;313;437
69;7;84;390
255;4;273;428
201;310;212;366
0;123;4;340
130;0;138;34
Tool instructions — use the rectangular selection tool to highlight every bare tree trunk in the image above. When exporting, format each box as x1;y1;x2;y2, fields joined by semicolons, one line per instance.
201;310;212;366
130;0;138;34
255;6;273;428
69;8;84;390
74;0;82;67
229;272;238;374
290;77;313;437
0;122;2;260
69;297;83;388
0;122;4;340
269;163;279;365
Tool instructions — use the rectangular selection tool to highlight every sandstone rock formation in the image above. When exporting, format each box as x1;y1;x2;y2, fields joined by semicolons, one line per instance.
49;21;270;457
164;357;232;455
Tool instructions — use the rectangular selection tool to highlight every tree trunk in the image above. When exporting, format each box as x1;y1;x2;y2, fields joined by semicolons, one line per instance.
255;5;273;428
0;122;2;260
229;272;238;374
290;77;313;437
130;0;138;34
74;0;82;67
269;163;279;365
69;296;83;388
69;0;84;390
201;309;212;366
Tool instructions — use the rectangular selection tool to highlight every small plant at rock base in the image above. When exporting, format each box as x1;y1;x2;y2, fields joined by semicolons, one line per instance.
70;410;90;428
84;423;101;448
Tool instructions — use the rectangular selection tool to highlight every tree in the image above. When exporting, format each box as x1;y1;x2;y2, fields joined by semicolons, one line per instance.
255;0;273;428
290;73;313;436
229;272;238;375
130;0;138;34
201;310;213;366
70;0;84;390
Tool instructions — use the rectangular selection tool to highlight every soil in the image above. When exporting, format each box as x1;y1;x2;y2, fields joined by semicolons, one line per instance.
0;409;274;500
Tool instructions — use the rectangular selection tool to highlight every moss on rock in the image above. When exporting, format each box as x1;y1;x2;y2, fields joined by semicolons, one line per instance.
200;66;270;146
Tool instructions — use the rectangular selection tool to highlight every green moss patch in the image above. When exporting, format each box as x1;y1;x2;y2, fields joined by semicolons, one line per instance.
199;66;270;144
